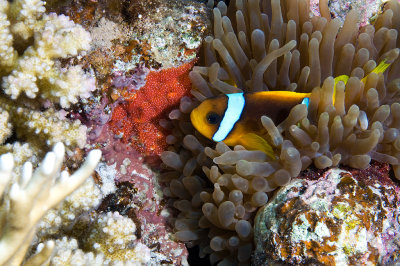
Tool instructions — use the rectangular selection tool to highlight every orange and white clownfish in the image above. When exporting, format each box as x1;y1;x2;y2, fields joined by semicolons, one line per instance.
190;91;309;158
190;60;392;159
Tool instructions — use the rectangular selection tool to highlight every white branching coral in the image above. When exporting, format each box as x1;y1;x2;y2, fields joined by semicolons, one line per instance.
50;237;106;265
0;97;87;149
7;0;45;40
0;0;96;156
50;224;151;265
0;143;101;265
38;210;151;265
35;177;103;239
0;0;94;107
0;142;37;176
35;163;117;241
0;108;11;144
34;169;151;265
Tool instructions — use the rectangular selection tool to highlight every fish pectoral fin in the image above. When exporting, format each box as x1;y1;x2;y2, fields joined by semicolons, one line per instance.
238;133;276;159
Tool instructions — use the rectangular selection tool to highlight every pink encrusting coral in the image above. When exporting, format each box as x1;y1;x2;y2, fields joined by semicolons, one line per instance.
83;69;192;264
92;62;199;255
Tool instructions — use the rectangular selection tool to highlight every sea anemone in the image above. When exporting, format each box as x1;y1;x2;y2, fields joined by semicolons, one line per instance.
161;0;400;264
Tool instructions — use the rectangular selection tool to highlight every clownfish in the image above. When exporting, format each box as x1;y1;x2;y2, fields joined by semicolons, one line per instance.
190;60;392;158
190;91;309;158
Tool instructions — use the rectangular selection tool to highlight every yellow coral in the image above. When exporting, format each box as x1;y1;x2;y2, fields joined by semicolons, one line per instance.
1;97;87;149
0;0;96;156
0;8;94;107
0;108;11;144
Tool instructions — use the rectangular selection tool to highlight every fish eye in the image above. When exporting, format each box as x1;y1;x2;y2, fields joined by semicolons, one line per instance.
206;112;220;124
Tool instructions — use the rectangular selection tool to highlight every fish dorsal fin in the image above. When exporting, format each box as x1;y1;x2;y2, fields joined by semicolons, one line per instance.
238;133;275;159
333;59;391;104
334;59;391;87
372;59;391;74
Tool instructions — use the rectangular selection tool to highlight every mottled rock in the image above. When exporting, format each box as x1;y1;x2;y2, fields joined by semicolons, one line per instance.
309;0;385;26
254;167;400;265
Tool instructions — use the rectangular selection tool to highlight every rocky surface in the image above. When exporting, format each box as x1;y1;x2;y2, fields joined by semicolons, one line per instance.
254;163;400;265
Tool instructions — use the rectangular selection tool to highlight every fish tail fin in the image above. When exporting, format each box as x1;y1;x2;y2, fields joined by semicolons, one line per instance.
361;59;392;84
300;93;312;108
372;59;391;74
238;133;276;159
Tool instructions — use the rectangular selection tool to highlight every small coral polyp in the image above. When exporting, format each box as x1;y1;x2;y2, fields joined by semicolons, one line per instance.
161;0;400;264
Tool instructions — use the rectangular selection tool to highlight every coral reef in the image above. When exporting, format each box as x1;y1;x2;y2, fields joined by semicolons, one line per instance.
34;176;105;240
80;0;210;160
0;0;168;264
126;0;209;68
55;0;209;77
71;0;209;162
30;153;188;265
160;0;400;264
0;143;101;265
8;0;399;264
1;99;87;150
254;165;400;265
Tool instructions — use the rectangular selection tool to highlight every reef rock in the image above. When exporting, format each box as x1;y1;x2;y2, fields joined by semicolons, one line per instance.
253;164;400;265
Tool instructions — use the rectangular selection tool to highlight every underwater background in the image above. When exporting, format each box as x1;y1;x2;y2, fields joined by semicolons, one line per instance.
0;0;399;265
